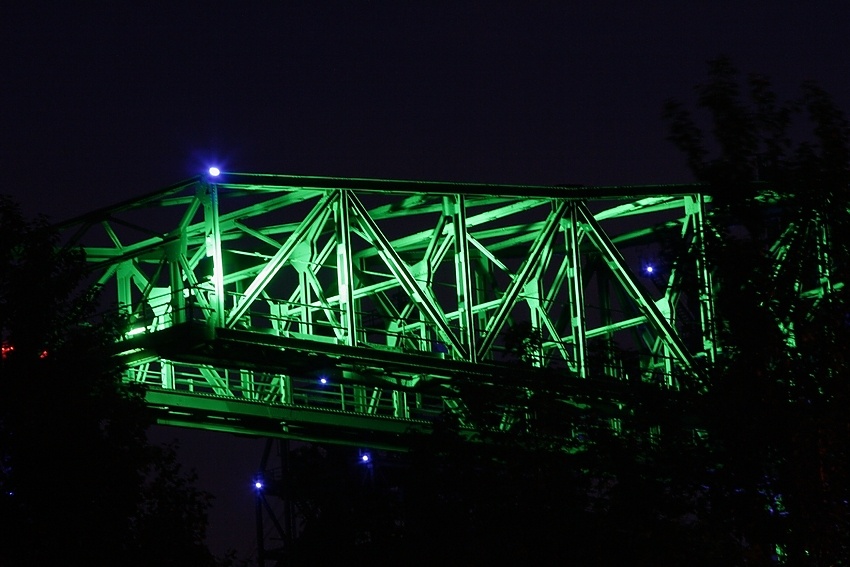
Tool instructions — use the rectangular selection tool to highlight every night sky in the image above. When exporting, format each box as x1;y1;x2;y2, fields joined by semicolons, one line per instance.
4;2;850;560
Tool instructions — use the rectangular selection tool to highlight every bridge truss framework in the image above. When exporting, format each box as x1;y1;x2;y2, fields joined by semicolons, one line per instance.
61;172;726;449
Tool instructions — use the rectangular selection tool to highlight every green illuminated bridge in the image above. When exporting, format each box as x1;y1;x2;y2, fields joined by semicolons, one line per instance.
59;172;800;449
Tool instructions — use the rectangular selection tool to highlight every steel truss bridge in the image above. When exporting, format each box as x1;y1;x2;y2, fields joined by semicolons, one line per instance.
60;172;800;450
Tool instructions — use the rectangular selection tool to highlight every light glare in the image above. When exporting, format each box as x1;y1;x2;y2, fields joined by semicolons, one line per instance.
208;167;221;177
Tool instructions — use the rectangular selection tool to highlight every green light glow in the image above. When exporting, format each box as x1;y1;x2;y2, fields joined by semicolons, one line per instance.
59;174;837;446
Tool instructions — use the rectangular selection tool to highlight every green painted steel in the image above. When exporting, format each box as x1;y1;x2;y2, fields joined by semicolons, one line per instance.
60;172;786;448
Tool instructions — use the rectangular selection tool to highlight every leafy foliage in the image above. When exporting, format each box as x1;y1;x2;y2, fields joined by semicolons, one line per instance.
0;197;219;566
663;57;850;564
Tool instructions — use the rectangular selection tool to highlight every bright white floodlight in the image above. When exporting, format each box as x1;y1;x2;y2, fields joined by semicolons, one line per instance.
208;167;221;177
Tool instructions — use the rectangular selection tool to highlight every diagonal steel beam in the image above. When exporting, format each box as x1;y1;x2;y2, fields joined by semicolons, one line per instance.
477;202;567;360
348;192;467;358
226;191;338;328
576;202;698;381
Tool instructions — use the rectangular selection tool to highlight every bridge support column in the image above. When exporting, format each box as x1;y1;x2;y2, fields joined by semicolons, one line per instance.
199;180;225;328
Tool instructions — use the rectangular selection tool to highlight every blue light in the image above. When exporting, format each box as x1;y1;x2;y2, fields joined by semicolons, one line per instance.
208;167;221;177
319;376;328;385
361;453;370;463
254;480;263;490
645;265;654;274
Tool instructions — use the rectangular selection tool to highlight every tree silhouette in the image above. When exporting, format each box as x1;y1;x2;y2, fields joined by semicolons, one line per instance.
663;57;850;564
0;196;220;566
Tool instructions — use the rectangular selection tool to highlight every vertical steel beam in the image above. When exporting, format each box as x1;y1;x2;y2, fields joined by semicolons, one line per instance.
448;195;477;363
336;191;357;346
688;194;717;363
393;390;409;419
299;272;313;336
117;261;133;317
161;360;175;389
241;369;256;400
199;181;226;328
565;203;588;378
526;280;545;367
167;232;187;325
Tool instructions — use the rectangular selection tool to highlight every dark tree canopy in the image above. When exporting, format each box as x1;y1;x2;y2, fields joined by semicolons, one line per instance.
0;196;220;566
662;57;850;565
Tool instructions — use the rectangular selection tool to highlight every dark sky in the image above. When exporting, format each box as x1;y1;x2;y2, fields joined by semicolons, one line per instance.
4;1;850;560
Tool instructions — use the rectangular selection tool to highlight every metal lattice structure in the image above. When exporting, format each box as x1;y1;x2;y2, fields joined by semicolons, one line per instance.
61;172;720;449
